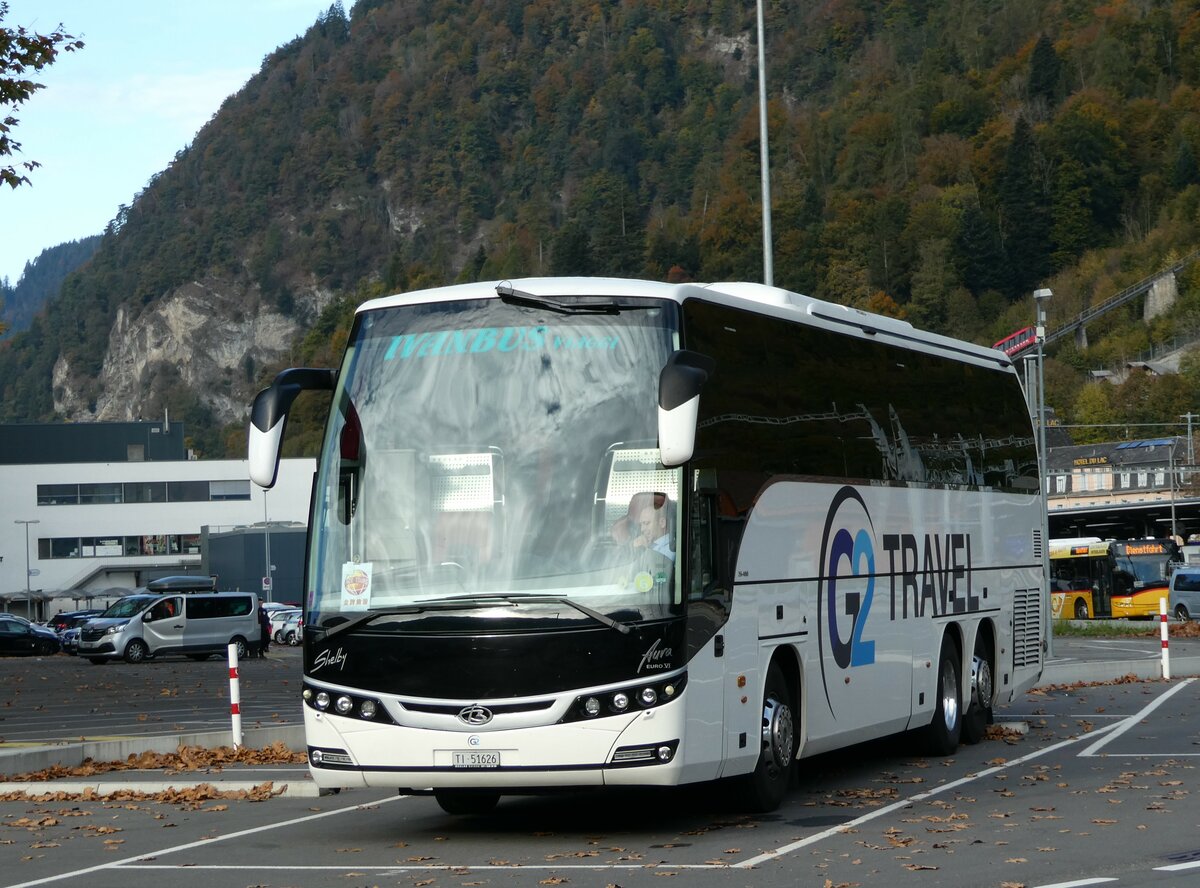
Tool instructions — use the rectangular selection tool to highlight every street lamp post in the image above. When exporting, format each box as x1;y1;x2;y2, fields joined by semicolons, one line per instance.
1032;288;1052;658
14;519;40;619
756;0;773;286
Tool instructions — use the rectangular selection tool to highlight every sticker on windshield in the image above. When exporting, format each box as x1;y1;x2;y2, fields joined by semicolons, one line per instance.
341;563;373;612
633;571;655;594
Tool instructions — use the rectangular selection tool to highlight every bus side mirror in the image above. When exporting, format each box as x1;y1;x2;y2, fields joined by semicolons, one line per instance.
248;368;336;488
657;350;714;467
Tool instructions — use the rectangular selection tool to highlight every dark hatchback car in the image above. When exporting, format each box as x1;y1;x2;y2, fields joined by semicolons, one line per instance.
47;610;101;634
0;619;60;656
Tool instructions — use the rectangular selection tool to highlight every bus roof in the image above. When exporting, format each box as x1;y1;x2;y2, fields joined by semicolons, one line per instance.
357;277;1014;372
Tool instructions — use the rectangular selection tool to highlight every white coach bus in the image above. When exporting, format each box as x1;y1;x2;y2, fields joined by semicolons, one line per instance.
248;277;1045;815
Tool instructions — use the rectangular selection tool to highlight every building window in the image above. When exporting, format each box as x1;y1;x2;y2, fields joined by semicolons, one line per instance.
1055;475;1067;494
210;479;251;501
81;536;123;557
37;484;79;505
79;483;123;505
167;480;210;502
124;482;167;503
1120;471;1130;488
1155;470;1165;487
1138;471;1148;487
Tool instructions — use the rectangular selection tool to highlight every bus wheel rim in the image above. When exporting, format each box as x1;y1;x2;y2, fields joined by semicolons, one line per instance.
941;662;959;732
762;697;794;772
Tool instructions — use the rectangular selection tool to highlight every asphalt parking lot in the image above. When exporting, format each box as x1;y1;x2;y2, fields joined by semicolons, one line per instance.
1;630;1199;888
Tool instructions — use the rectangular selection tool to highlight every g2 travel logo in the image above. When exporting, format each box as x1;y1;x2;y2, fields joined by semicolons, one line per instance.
817;486;877;717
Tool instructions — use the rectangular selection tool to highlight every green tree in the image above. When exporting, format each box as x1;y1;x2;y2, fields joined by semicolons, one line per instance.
0;3;83;188
1028;35;1061;110
997;117;1051;295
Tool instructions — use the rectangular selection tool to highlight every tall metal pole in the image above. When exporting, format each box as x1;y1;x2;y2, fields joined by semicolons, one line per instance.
756;0;774;286
14;519;40;620
263;490;273;602
1033;289;1052;657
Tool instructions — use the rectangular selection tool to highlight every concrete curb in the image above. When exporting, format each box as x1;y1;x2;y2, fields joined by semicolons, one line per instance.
0;778;322;798
1041;655;1200;685
0;725;305;780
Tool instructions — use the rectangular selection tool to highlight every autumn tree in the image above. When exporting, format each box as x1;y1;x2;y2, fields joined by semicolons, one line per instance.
0;2;83;188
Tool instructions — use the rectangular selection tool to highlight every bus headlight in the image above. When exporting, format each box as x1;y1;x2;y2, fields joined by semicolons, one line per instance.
335;695;353;714
315;692;330;711
583;697;601;717
359;699;377;719
639;687;658;706
611;692;629;711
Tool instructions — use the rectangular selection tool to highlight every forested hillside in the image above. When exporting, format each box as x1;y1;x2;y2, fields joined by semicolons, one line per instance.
3;0;1200;454
0;237;100;339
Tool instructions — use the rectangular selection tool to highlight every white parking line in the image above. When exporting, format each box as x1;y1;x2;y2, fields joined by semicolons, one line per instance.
733;719;1125;869
1077;677;1195;757
3;793;407;888
1031;879;1118;887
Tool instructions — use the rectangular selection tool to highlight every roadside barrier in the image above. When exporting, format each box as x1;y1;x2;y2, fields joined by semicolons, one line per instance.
228;642;243;747
1160;597;1171;680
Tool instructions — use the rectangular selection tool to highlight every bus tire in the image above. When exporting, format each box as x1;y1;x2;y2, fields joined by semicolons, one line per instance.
925;636;962;756
434;790;500;816
738;661;795;812
1074;598;1089;620
962;636;993;745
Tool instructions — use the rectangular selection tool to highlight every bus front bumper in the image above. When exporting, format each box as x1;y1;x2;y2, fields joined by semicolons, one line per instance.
301;701;687;792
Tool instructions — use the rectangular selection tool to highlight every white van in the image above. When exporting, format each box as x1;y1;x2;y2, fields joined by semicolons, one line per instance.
78;587;260;664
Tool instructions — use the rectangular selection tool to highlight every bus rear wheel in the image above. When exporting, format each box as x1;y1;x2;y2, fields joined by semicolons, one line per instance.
962;637;993;745
737;662;795;812
434;790;500;816
924;636;962;756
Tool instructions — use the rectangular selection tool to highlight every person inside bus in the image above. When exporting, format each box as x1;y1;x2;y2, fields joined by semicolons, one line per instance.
611;492;666;545
632;498;675;562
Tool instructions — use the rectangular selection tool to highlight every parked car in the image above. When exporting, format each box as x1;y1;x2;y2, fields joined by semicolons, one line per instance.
61;625;83;655
278;610;302;645
49;609;104;636
0;619;61;656
269;607;301;642
47;610;99;634
1169;566;1200;621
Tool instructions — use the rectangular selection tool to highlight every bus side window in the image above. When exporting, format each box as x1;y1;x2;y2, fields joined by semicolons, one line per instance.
688;490;716;600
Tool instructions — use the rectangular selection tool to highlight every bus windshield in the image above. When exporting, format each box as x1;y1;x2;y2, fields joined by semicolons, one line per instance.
1112;542;1176;588
307;296;683;630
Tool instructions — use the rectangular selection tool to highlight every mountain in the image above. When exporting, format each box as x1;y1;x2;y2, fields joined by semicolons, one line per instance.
2;0;1200;457
0;236;101;338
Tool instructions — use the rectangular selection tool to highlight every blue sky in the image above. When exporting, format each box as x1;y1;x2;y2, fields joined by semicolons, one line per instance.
1;1;347;284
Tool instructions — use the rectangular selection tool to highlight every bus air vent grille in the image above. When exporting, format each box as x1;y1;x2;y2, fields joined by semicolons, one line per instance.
1031;529;1043;560
1012;587;1042;669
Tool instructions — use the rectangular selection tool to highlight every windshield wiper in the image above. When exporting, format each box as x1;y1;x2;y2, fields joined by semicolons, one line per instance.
416;592;633;635
317;593;633;641
496;281;622;315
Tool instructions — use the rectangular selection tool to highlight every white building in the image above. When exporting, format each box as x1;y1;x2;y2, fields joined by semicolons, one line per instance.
0;457;314;617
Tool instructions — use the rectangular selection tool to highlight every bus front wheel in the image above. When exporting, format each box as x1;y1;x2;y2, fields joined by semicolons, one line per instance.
924;636;962;756
1074;599;1089;620
434;790;500;816
738;662;795;812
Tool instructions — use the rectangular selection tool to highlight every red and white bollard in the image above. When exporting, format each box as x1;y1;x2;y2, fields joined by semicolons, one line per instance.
1160;597;1171;681
227;642;243;748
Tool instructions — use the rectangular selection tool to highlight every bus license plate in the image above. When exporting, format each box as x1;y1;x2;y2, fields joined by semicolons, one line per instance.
452;751;502;768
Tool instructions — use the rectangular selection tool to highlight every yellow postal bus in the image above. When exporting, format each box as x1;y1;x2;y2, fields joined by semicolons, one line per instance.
1050;539;1179;619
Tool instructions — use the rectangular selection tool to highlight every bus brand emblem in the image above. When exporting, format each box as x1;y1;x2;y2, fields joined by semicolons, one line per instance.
458;705;493;726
